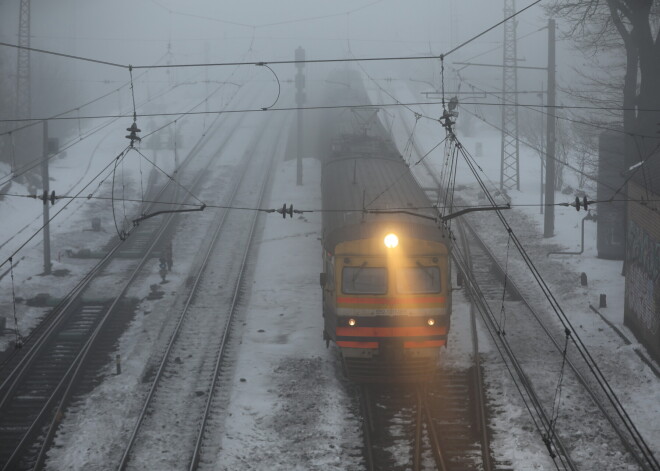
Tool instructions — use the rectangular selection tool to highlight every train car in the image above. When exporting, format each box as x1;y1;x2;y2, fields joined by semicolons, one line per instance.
320;98;452;382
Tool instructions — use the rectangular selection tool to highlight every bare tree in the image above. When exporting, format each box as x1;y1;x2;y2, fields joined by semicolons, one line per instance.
548;0;660;165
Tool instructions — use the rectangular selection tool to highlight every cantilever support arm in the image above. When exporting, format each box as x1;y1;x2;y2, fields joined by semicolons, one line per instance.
133;204;206;225
441;204;510;222
366;205;510;223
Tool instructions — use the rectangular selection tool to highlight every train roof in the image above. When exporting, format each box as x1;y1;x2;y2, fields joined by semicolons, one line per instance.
321;133;450;251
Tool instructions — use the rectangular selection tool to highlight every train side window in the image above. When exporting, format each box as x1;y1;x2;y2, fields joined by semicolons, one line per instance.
342;267;387;294
397;267;441;294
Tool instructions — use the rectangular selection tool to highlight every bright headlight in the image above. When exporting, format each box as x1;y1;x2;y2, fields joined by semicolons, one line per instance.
384;233;399;248
348;318;357;326
427;318;435;326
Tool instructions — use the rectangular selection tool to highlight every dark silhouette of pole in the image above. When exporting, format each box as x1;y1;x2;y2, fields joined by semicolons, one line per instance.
295;47;306;186
544;19;556;238
42;120;51;274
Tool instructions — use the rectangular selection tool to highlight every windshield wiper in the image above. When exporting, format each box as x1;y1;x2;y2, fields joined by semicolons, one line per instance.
416;261;434;281
352;261;368;282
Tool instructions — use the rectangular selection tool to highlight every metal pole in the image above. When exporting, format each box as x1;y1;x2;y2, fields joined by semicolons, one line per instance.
42;120;51;274
540;81;544;215
297;106;303;185
544;19;556;238
294;47;306;186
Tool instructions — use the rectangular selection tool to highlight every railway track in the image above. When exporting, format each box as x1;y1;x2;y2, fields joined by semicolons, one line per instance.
458;211;658;470
386;98;658;470
360;368;499;471
116;109;289;470
0;91;255;470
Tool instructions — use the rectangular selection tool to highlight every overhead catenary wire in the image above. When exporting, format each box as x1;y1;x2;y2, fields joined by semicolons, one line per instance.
0;52;168;138
0;36;257;268
7;191;652;214
0;146;131;272
451;229;570;469
133;148;205;206
455;134;660;469
5;99;660;126
9;257;22;347
0;69;196;188
0;0;544;74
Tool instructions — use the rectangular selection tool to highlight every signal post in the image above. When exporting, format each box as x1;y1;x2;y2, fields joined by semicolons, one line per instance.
295;47;306;186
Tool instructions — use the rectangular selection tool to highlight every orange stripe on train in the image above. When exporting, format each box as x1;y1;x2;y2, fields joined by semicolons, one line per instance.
404;340;446;348
336;326;448;337
336;341;379;349
337;296;447;306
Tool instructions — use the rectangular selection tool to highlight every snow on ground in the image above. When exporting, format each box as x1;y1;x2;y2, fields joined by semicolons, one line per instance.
2;68;659;470
0;80;210;351
216;157;363;471
365;76;660;467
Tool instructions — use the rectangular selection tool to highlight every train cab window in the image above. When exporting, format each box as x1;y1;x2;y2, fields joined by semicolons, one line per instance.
397;266;441;294
342;266;387;294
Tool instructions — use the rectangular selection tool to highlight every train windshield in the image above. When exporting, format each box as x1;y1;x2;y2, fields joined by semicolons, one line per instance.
397;266;441;294
342;266;387;294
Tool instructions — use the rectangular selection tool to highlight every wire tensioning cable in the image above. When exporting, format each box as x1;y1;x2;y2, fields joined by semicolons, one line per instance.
0;145;131;272
498;231;512;335
455;136;660;469
9;257;23;348
546;328;572;455
365;136;447;209
111;149;130;240
132;148;205;206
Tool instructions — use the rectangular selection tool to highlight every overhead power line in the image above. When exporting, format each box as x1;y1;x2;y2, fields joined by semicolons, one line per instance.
0;0;544;71
3;100;660;134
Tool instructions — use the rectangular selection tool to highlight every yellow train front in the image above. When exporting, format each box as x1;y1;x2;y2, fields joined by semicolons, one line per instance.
321;130;452;383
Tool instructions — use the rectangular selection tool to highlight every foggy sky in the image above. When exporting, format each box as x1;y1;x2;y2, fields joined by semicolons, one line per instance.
0;0;599;123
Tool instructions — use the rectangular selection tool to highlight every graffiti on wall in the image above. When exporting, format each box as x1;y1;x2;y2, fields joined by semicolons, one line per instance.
626;222;660;337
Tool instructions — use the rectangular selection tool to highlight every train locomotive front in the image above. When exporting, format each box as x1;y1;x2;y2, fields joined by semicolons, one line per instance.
320;129;452;383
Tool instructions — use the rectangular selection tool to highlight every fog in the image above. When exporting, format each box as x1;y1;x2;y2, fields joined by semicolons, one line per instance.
0;0;575;119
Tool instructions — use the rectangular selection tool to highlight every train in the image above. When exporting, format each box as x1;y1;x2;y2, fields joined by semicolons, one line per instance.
319;73;452;382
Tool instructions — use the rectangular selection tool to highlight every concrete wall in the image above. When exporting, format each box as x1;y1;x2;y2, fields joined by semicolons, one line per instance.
625;181;660;363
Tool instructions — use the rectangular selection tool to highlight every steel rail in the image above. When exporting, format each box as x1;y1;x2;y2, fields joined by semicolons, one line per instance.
116;109;265;471
6;178;181;471
413;389;423;471
35;93;260;469
461;216;657;471
360;386;376;471
396;107;567;469
1;95;237;471
420;388;448;471
189;114;286;471
397;111;496;471
455;219;494;471
0;82;225;387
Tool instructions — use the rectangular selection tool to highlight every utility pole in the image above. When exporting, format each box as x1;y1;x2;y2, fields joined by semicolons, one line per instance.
16;0;31;122
15;0;31;169
295;47;306;186
42;121;51;275
500;0;520;191
544;19;556;238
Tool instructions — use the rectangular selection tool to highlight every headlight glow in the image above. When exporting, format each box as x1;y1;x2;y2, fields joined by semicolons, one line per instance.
348;318;357;326
427;318;435;326
384;233;399;248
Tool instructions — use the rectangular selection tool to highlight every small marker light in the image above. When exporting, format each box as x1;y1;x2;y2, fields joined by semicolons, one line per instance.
427;318;435;326
384;233;399;248
348;318;357;326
